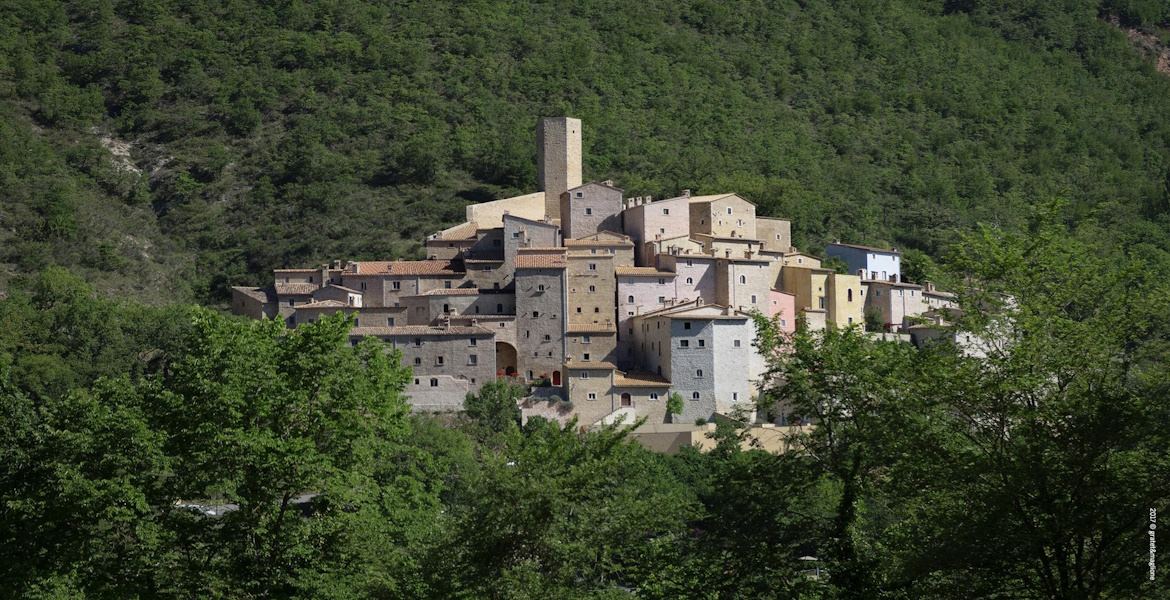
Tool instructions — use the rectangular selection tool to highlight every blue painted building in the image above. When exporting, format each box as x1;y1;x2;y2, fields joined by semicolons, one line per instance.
825;242;901;282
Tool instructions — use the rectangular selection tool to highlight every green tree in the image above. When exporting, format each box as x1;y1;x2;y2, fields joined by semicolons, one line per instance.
463;378;525;435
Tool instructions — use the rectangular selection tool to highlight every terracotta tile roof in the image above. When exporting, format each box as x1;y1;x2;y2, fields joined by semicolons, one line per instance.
566;322;617;333
687;193;755;206
564;360;617;370
275;283;319;295
350;325;494;337
614;370;672;387
348;260;464;276
827;242;900;254
295;300;349;309
515;248;567;269
273;268;320;273
615;266;675;277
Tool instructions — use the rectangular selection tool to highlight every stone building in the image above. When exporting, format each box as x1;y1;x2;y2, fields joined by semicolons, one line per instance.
514;248;568;385
864;280;926;331
615;266;677;365
688;193;757;240
622;195;691;265
757;217;793;253
632;301;755;421
350;324;496;412
537;116;582;220
716;256;772;314
825;272;865;328
560;181;623;239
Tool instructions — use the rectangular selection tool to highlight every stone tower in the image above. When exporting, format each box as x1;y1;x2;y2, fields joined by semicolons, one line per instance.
536;116;582;221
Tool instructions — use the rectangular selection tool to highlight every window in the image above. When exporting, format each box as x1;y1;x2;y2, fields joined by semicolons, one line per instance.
750;294;757;303
588;263;597;271
469;338;477;346
497;303;504;312
288;299;295;307
684;321;692;330
819;296;826;309
583;353;590;361
387;317;395;326
392;281;401;290
686;259;693;267
537;284;546;292
593;307;599;313
576;307;582;313
412;338;422;347
727;207;733;215
696;369;703;377
663;208;669;215
658;296;666;303
686;277;693;284
680;340;690;348
525;330;530;338
533;311;540;318
413;357;422;366
436;356;445;366
776;234;782;240
582;335;591;343
658;278;666;285
659;227;665;234
430;378;439;387
590;248;597;254
444;280;452;289
584;207;593;215
733;392;739;401
692;392;700;400
354;318;360;327
739;275;746;284
847;289;854;302
649;393;659;400
848;317;854;325
698;339;705;348
512;232;521;239
588;285;596;292
360;281;367;291
780;319;787;327
627;295;634;304
576;191;584;198
870;271;877;279
443;304;450;313
543;334;551;341
468;354;477;365
734;339;741;348
482;265;492;271
581;371;589;379
588;392;597;400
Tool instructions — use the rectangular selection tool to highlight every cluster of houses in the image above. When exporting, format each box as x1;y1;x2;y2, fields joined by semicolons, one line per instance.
232;117;966;427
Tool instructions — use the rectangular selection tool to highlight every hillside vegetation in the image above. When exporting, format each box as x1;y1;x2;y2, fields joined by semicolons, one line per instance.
2;0;1170;302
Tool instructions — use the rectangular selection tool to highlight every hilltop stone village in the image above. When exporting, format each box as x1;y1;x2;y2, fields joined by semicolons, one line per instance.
232;117;968;434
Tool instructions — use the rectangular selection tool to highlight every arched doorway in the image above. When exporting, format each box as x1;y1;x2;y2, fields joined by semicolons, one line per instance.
495;342;517;378
620;393;632;407
552;370;561;386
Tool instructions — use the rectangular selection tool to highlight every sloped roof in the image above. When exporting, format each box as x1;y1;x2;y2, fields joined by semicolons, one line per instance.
564;231;633;247
615;266;675;277
416;288;481;296
614;370;672;387
231;286;274;302
566;322;617;333
347;260;463;276
515;248;567;269
433;221;478;241
275;283;319;295
687;193;756;206
295;300;349;309
827;242;900;254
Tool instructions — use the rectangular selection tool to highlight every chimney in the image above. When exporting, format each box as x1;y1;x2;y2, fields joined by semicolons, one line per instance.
681;189;691;198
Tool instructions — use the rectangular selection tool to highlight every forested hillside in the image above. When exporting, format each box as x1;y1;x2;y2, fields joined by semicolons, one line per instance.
2;0;1170;302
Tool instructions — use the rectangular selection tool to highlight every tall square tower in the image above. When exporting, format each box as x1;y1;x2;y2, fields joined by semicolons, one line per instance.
537;117;582;221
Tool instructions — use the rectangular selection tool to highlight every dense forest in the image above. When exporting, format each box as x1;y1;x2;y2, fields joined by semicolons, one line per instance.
2;0;1170;302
